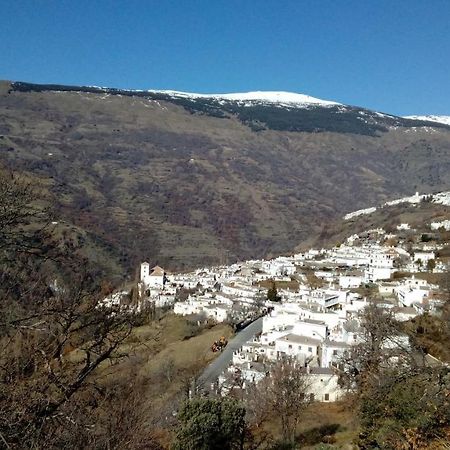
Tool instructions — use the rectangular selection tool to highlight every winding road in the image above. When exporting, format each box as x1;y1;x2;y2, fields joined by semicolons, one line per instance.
198;317;263;388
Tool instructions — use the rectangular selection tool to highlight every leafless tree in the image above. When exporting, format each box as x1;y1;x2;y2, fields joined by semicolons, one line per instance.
0;171;160;448
268;359;312;444
245;359;311;445
339;302;409;393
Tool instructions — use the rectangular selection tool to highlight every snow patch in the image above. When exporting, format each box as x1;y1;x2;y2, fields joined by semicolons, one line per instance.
147;90;341;108
404;115;450;126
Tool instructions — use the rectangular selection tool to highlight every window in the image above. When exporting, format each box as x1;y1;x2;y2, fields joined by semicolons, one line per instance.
333;350;338;356
308;347;312;352
309;394;315;402
298;345;302;350
324;394;329;401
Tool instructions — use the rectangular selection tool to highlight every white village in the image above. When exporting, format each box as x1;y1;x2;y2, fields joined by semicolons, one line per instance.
104;191;450;404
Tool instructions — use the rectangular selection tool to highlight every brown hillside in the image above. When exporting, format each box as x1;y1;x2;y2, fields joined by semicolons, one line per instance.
1;81;450;276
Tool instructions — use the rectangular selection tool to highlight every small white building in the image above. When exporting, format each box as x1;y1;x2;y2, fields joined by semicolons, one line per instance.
392;306;417;322
413;251;435;265
339;274;363;289
140;263;166;288
365;250;396;282
396;276;431;307
292;319;328;340
306;367;343;402
430;220;450;231
275;334;321;365
320;340;350;368
262;258;296;277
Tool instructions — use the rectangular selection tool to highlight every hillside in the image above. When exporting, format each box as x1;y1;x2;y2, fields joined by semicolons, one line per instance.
1;80;450;278
305;195;450;252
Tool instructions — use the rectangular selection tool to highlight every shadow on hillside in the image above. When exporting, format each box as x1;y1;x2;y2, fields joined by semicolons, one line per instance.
270;423;343;449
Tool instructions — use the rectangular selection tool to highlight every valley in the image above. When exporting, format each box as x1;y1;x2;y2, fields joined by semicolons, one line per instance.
1;81;450;281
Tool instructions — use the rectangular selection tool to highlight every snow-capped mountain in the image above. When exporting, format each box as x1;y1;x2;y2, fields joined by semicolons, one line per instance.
148;90;341;108
404;115;450;126
10;80;450;136
4;79;450;270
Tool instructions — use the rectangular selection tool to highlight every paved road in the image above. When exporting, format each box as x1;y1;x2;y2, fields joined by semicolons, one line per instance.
198;317;263;388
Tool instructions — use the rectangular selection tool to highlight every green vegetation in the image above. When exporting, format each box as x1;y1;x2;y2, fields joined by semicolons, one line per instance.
340;303;450;449
267;281;282;302
172;397;246;450
359;368;450;448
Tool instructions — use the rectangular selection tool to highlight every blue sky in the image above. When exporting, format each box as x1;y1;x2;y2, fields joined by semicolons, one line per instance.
1;0;449;115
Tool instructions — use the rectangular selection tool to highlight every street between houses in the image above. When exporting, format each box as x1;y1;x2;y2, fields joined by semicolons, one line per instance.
198;317;264;388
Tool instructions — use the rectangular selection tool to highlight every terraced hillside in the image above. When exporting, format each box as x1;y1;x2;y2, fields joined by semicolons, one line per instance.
1;80;450;277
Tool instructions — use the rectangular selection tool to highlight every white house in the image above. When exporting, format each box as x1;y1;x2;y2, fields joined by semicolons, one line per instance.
396;276;431;307
413;251;435;265
292;319;328;340
431;220;450;231
275;334;321;365
140;263;166;289
378;281;399;296
365;250;396;282
320;340;350;368
339;274;364;289
392;306;417;322
262;258;296;277
306;367;344;402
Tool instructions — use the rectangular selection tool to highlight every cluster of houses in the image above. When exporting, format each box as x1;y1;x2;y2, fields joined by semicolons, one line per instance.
128;215;449;403
102;194;449;403
343;190;450;221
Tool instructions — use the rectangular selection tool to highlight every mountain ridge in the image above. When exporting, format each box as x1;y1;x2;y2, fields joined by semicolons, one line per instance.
7;80;450;135
1;79;450;277
144;89;342;107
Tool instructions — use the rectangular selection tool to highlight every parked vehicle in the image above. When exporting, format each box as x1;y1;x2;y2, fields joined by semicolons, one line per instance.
211;336;228;352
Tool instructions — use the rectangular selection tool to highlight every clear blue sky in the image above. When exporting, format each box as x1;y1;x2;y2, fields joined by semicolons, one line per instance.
1;0;449;115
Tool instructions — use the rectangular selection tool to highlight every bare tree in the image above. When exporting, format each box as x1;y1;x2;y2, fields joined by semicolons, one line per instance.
338;302;450;448
0;269;139;447
245;359;311;445
0;171;50;261
339;302;408;393
0;171;160;448
268;359;311;444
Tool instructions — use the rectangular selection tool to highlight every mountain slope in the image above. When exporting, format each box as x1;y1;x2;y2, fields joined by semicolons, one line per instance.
1;80;450;275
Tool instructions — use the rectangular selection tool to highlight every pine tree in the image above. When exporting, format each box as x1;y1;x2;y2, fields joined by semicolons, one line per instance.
267;281;281;302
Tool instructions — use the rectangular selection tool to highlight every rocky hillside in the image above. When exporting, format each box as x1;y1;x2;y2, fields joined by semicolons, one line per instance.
1;80;450;276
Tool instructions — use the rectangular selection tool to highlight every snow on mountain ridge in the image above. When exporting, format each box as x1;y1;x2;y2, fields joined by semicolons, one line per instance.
147;90;341;107
403;115;450;126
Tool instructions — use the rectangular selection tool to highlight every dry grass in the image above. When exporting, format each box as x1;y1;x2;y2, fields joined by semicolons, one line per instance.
135;314;234;375
258;279;300;291
253;399;359;449
68;313;234;391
